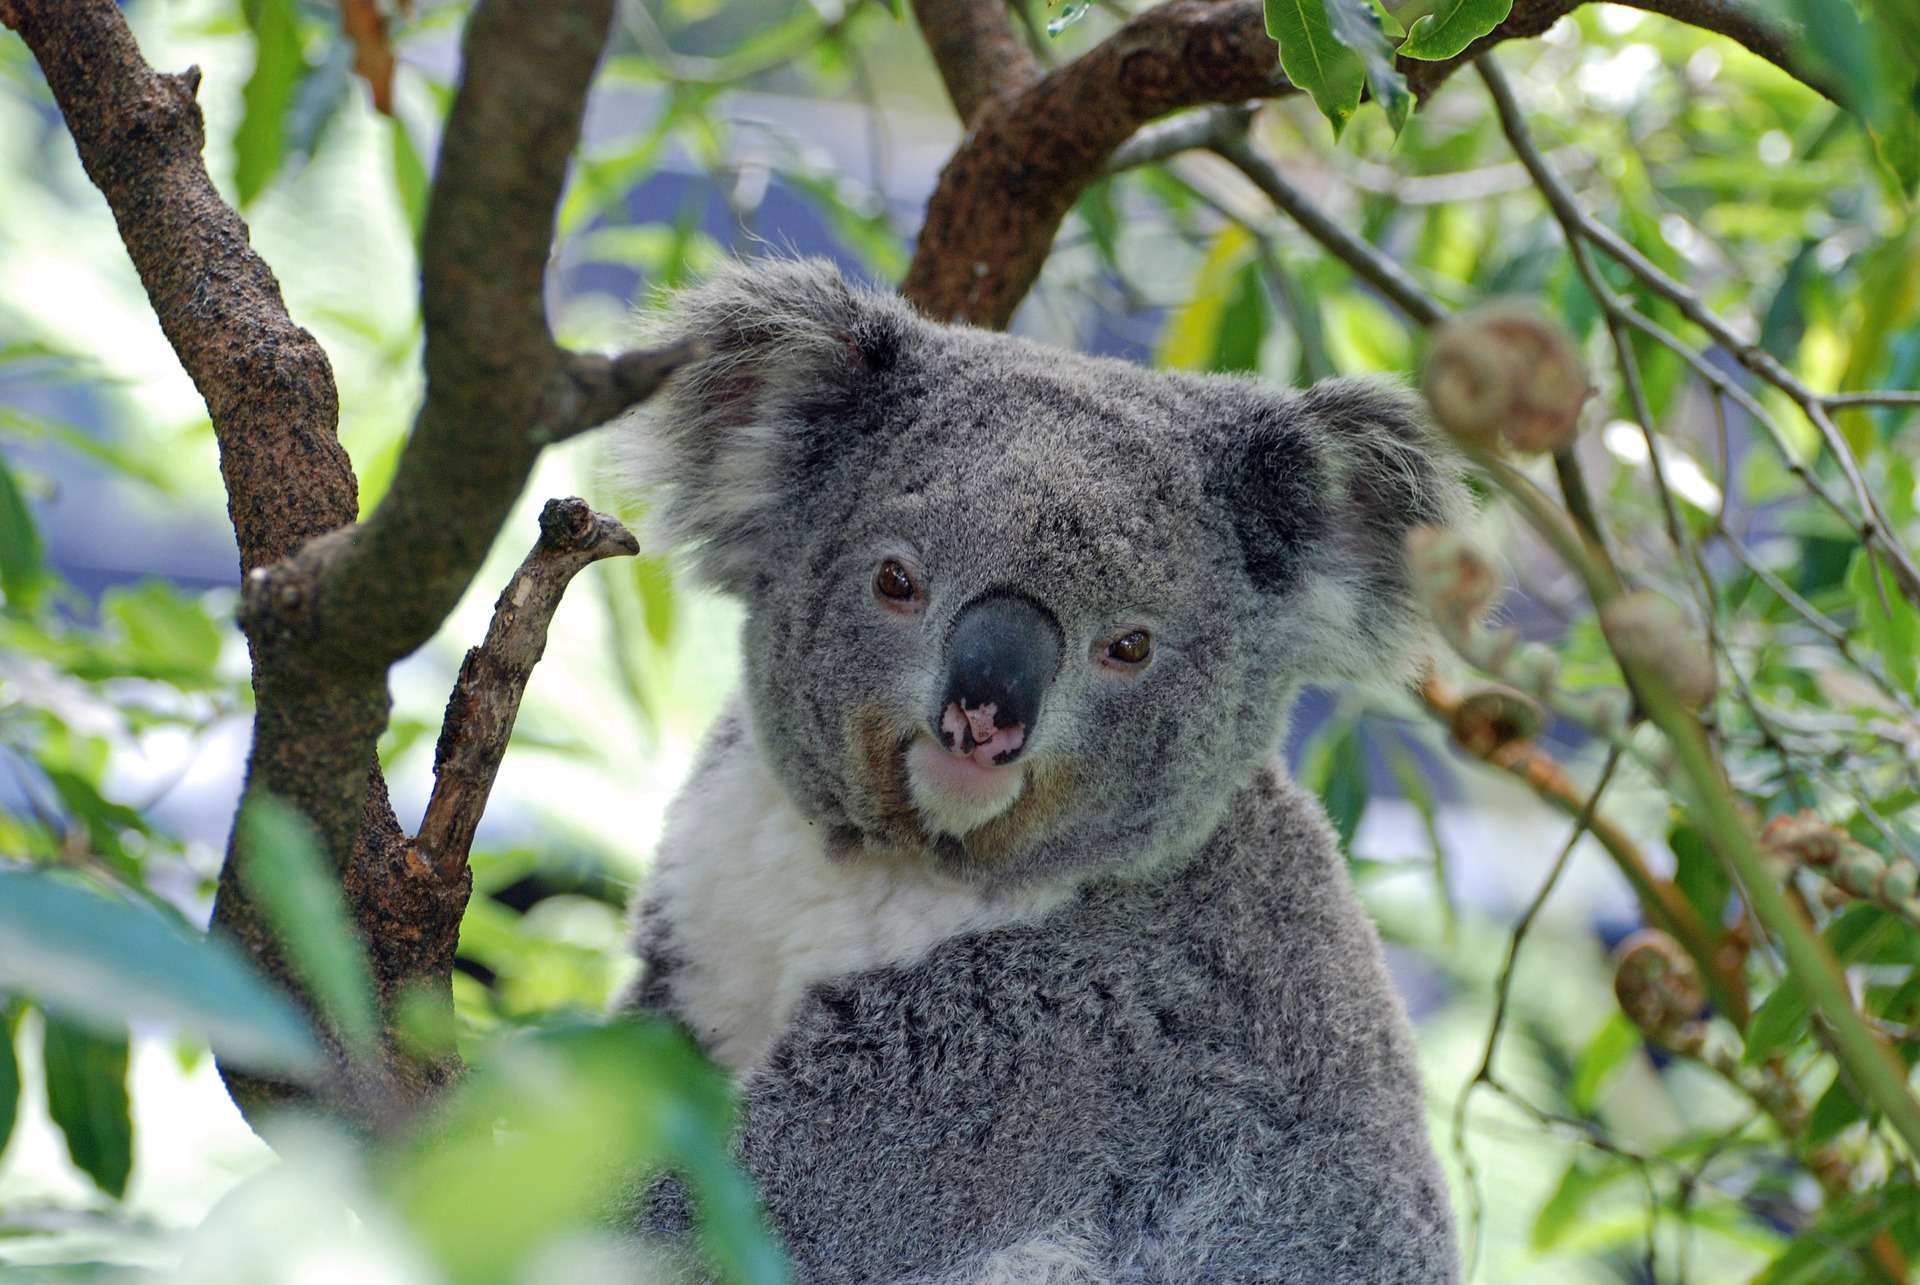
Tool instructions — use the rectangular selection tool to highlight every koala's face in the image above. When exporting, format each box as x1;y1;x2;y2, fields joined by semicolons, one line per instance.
618;260;1466;889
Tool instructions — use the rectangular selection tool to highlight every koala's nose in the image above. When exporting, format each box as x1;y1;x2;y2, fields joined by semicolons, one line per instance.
935;591;1062;767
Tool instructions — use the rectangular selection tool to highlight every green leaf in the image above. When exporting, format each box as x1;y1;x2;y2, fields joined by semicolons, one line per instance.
1569;1011;1640;1113
237;795;379;1060
1160;226;1256;370
0;405;174;494
1670;821;1732;928
390;116;430;244
1075;178;1122;274
1807;1071;1865;1145
234;0;305;206
1301;718;1370;850
1399;0;1512;60
635;554;677;649
1532;1157;1627;1251
386;1018;790;1285
1775;0;1920;193
41;1015;133;1200
0;452;47;612
99;580;223;684
0;867;323;1077
0;1002;20;1163
1325;0;1412;133
1386;745;1454;942
1744;906;1902;1065
1265;0;1366;136
1846;547;1919;695
1213;260;1269;373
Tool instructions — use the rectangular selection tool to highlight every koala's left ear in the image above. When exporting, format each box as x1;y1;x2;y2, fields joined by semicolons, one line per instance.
1223;375;1471;685
607;257;914;593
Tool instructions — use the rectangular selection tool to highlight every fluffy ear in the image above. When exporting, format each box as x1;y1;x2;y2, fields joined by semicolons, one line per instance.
1225;375;1471;686
608;257;913;592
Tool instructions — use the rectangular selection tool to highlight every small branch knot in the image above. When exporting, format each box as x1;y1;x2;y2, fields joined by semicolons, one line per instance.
538;496;596;549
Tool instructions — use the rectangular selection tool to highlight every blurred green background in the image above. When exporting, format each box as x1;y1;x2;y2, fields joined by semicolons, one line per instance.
2;0;1918;1280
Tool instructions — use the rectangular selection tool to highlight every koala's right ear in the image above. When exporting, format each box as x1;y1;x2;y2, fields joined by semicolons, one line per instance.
609;257;913;593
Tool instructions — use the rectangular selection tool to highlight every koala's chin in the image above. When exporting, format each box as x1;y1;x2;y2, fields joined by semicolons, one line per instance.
902;736;1026;837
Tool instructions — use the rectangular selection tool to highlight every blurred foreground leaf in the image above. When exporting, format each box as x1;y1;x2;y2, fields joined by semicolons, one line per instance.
0;452;46;611
0;866;323;1077
235;0;305;205
385;1017;789;1284
238;796;379;1060
0;1002;19;1162
41;1015;133;1199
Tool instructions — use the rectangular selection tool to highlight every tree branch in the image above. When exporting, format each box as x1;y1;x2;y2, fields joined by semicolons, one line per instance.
414;499;639;877
6;0;686;1124
243;0;691;680
0;1;352;571
903;0;1283;324
900;0;1833;326
910;0;1040;124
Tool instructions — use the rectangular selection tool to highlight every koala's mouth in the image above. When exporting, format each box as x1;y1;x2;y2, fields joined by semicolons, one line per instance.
843;703;1079;873
904;735;1026;836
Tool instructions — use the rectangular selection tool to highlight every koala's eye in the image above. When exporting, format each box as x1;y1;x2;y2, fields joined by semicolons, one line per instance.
1105;630;1152;667
873;558;921;610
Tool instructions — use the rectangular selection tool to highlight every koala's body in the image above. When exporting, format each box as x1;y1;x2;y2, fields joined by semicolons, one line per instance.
613;259;1464;1284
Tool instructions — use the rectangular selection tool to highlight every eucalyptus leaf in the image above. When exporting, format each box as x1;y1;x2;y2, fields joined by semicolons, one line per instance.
386;1018;789;1285
235;0;305;206
1568;1012;1640;1113
1745;907;1902;1065
1324;0;1412;133
0;453;46;611
1399;0;1512;60
1265;0;1366;137
0;1002;20;1163
41;1016;133;1200
0;867;323;1078
1302;718;1370;851
238;795;379;1060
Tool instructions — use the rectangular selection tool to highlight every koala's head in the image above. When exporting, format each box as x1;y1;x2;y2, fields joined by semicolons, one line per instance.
614;258;1467;890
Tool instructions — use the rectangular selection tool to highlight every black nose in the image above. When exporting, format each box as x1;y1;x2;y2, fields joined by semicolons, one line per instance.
935;591;1062;765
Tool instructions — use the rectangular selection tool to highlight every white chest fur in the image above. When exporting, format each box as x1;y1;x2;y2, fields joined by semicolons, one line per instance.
641;715;1069;1076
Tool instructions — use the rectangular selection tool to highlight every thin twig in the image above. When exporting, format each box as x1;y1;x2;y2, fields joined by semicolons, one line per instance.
1452;746;1622;1279
413;499;639;877
1209;132;1447;329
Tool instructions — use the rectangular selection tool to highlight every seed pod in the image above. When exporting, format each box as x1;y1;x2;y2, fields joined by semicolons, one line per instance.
1423;303;1588;454
1613;929;1705;1037
1423;324;1515;447
1506;642;1561;694
1760;810;1845;867
1449;684;1544;755
1839;851;1884;897
1404;525;1501;635
1881;862;1918;905
1599;591;1716;711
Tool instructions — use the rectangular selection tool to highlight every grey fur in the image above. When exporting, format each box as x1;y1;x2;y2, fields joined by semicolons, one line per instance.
610;258;1465;1282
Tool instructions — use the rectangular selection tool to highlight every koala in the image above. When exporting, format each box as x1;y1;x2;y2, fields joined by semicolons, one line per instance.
610;257;1465;1284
